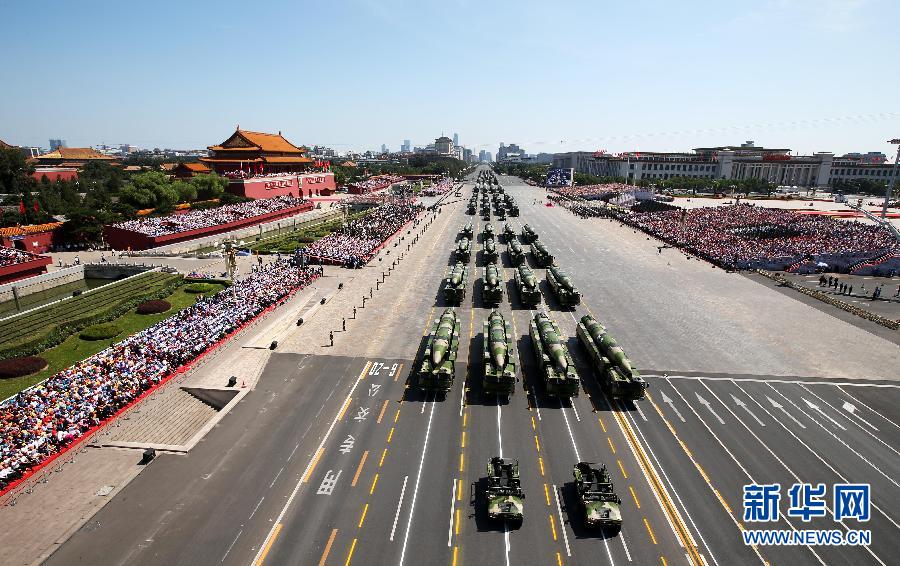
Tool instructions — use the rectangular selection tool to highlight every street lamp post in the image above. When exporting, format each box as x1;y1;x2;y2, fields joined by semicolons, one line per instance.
883;139;900;220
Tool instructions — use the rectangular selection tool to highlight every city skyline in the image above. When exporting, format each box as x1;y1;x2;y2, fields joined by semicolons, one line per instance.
1;0;899;157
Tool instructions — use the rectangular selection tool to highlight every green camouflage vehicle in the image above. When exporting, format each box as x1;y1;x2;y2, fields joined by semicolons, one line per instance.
521;224;539;243
482;263;504;306
502;223;516;243
530;312;579;397
485;457;525;524
419;308;460;393
514;264;541;306
482;223;496;242
576;315;647;400
483;310;515;395
466;202;476;215
443;262;468;305
547;266;580;307
573;462;622;531
455;238;471;263
531;240;554;267
507;240;526;267
482;238;499;264
461;222;474;239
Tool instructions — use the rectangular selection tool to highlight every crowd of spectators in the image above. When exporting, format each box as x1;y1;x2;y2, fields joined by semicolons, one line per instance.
627;203;898;271
0;246;42;268
421;178;454;196
348;175;404;193
554;183;634;200
305;200;421;267
221;169;313;180
0;261;322;490
112;196;307;237
545;168;573;188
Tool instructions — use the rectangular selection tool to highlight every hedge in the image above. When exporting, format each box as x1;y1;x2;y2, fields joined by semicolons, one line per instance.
0;274;184;361
136;299;172;314
80;323;122;341
184;282;215;293
0;356;49;379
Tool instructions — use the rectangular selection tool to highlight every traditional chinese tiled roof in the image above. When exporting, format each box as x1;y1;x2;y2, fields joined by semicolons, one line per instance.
34;147;115;161
208;129;307;155
0;222;63;237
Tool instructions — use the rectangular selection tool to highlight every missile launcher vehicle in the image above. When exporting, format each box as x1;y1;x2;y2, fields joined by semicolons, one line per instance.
455;238;471;262
529;312;579;397
531;240;554;267
443;262;468;304
576;315;647;400
502;223;516;243
484;457;525;524
461;222;474;239
483;310;515;395
547;266;580;306
521;224;538;243
514;264;541;305
482;238;499;264
507;240;526;266
573;462;622;531
483;223;496;242
507;202;519;217
419;308;460;393
482;264;504;306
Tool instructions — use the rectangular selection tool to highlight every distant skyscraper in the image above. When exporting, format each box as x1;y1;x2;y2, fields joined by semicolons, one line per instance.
381;144;388;154
49;139;66;151
402;139;411;152
453;133;459;147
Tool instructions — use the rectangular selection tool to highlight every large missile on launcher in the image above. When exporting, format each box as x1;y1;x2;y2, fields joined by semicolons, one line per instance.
514;264;541;305
529;312;579;397
508;201;519;217
507;239;526;266
502;223;516;244
482;263;504;306
531;240;554;267
521;224;538;243
443;262;468;304
455;238;471;262
483;309;515;395
460;222;474;239
483;238;499;264
419;308;460;393
576;315;647;400
547;265;580;307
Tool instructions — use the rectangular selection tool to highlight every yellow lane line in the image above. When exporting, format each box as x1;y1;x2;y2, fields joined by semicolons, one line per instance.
539;457;545;476
556;552;563;566
531;416;536;431
534;435;541;452
660;557;668;566
344;538;358;566
549;514;558;541
350;451;368;487
358;503;369;528
376;399;389;424
369;473;379;495
379;448;387;467
317;528;337;566
459;452;465;472
461;430;466;448
393;362;404;382
387;427;395;443
452;546;459;566
598;416;607;433
337;397;352;421
630;485;641;509
644;517;658;545
617;459;628;479
455;508;461;535
254;522;283;566
302;448;324;483
394;408;401;423
457;478;463;501
544;483;551;506
607;437;617;454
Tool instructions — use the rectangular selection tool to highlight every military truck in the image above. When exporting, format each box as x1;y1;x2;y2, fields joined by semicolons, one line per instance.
502;223;516;243
443;262;468;304
507;240;526;266
484;457;525;524
573;462;622;531
461;222;474;239
466;202;476;215
576;315;647;400
483;310;515;395
530;312;579;397
521;224;538;243
482;238;499;264
455;238;471;263
482;263;504;306
514;264;541;306
482;223;495;242
531;240;554;267
419;308;460;392
546;266;580;307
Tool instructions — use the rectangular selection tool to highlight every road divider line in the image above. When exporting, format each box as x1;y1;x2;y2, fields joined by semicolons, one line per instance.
394;363;404;382
553;484;572;557
254;522;283;566
549;514;558;541
302;447;324;483
459;452;465;472
399;401;436;564
358;503;369;528
539;457;545;476
617;459;628;479
337;397;352;421
379;448;387;467
350;451;368;487
344;538;357;566
447;479;457;547
390;474;409;541
629;486;641;509
318;528;337;566
607;437;617;454
544;483;551;506
387;427;395;443
394;408;401;423
376;399;389;424
644;517;658;545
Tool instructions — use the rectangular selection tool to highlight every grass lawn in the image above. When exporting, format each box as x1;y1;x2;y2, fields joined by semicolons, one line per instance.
0;282;226;401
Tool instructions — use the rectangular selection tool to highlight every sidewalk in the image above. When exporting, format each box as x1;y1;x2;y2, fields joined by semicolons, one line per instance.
786;273;900;320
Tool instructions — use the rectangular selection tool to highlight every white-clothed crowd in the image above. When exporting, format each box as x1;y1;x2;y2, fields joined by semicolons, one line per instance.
112;196;306;237
422;178;453;196
305;201;421;265
0;261;321;489
555;184;631;200
0;246;41;267
349;175;404;192
546;169;573;187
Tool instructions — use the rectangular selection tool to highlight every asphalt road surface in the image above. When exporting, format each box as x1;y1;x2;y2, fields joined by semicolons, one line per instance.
47;168;900;566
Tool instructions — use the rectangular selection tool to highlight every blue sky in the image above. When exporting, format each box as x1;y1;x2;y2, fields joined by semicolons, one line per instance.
1;0;898;157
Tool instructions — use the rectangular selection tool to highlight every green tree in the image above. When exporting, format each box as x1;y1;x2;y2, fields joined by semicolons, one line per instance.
171;180;197;203
190;173;227;200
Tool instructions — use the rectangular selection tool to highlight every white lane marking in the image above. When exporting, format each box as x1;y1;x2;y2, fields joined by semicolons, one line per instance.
734;381;900;533
287;442;300;462
399;399;436;565
669;383;827;565
634;402;648;422
619;530;632;561
660;389;686;423
764;395;806;428
728;388;765;427
496;402;504;458
269;466;284;489
552;484;573;558
221;528;242;563
249;496;265;520
802;385;883;436
838;401;879;431
559;400;581;462
571;401;581;422
459;377;466;416
504;524;511;566
801;398;845;430
251;361;371;565
695;392;725;425
390;475;409;542
836;385;900;430
447;479;457;547
643;374;900;388
768;384;900;490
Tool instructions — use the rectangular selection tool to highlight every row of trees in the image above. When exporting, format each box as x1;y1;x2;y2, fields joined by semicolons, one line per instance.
330;155;467;186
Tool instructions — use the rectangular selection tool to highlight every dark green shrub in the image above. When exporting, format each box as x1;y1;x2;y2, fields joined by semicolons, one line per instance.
0;356;48;379
184;283;215;293
136;299;171;314
79;323;122;341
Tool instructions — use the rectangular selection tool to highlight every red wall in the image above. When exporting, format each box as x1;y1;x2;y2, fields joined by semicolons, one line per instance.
2;231;56;254
103;203;314;251
227;173;336;199
31;168;78;183
0;256;53;284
